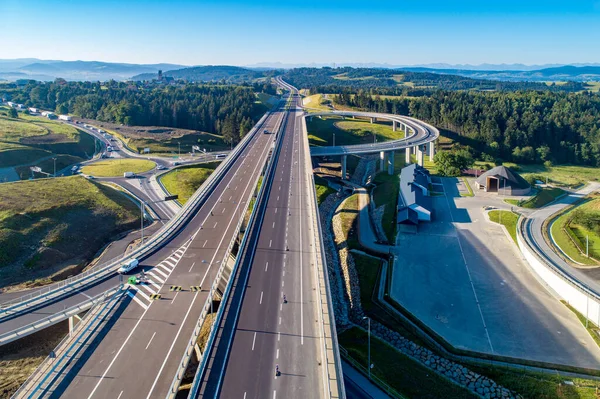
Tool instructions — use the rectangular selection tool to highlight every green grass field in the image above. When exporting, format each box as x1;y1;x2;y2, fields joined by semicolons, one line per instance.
81;159;156;177
488;210;519;244
159;162;220;204
372;173;398;242
0;176;139;286
477;162;600;188
127;132;228;156
0;114;95;169
314;175;336;204
302;94;334;112
307;116;404;147
519;187;565;208
550;196;600;265
337;194;360;250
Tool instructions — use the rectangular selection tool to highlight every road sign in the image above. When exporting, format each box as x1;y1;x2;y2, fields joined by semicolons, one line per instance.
192;145;200;151
143;147;150;153
30;166;42;173
164;194;179;201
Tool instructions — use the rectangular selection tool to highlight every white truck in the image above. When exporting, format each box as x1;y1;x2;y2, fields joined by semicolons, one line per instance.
123;171;135;178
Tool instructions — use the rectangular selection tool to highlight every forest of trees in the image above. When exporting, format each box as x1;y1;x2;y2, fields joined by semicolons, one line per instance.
335;89;600;166
5;80;276;143
283;67;587;94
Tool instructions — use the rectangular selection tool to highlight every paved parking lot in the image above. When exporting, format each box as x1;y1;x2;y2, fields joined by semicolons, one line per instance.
391;177;600;368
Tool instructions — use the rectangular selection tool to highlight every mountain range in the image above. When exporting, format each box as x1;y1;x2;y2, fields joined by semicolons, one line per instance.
1;59;600;83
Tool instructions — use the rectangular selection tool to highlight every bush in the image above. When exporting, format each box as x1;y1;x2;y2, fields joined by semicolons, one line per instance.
544;160;553;168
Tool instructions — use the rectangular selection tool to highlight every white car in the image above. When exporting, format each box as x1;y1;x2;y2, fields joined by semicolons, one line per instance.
118;258;139;274
157;164;166;170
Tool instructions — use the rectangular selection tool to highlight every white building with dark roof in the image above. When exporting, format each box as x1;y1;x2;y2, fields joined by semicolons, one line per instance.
474;165;531;196
397;163;433;225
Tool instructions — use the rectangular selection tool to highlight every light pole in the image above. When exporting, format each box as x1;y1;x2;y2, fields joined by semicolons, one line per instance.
140;200;146;245
52;157;57;177
333;132;335;147
178;142;181;158
363;316;371;379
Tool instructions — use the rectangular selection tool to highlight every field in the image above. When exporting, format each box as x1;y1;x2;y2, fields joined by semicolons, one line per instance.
306;116;404;147
372;172;399;242
81;159;156;177
475;162;600;188
0;176;139;287
488;210;519;244
551;195;600;265
0;113;96;171
337;194;360;250
159;162;220;204
518;187;565;208
313;175;336;204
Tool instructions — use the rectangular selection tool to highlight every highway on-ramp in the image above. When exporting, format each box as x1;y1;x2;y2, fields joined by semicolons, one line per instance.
11;105;286;398
198;90;328;398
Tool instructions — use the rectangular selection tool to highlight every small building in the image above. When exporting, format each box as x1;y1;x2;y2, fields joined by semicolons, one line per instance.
41;111;57;119
58;115;72;121
398;163;433;223
28;107;39;113
474;165;531;196
6;101;15;108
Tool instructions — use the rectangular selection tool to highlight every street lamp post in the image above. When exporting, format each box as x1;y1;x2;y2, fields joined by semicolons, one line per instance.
363;316;371;379
333;132;335;147
178;142;181;158
140;200;145;245
52;157;57;177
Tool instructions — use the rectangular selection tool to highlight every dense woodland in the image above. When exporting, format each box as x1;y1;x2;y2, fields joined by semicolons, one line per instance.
3;80;276;143
334;89;600;166
283;67;587;93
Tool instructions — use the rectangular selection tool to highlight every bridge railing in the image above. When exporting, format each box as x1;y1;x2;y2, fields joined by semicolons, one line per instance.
0;112;271;321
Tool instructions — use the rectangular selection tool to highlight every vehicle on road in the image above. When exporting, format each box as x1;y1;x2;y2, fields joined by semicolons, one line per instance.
264;129;270;134
157;164;167;170
172;161;181;166
86;175;95;179
118;258;139;274
107;146;113;152
215;154;226;160
123;171;135;178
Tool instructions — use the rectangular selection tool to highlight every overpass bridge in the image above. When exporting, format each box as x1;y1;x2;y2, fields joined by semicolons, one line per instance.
306;111;439;178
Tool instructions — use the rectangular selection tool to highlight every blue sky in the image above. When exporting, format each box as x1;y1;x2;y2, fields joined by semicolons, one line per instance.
1;0;599;66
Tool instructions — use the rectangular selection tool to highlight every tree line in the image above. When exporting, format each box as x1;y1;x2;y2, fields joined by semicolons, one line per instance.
334;89;600;167
5;80;276;143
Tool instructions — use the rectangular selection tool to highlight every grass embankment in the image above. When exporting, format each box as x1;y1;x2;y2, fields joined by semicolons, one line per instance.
14;154;83;178
0;114;95;170
372;173;398;242
561;301;600;348
518;187;565;209
81;159;156;177
0;176;139;287
488;210;519;244
302;94;333;112
337;194;360;250
306;116;404;147
551;196;600;265
159;162;220;205
461;178;474;197
314;175;335;205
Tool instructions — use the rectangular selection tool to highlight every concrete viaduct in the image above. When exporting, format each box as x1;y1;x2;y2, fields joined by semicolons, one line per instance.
305;111;439;179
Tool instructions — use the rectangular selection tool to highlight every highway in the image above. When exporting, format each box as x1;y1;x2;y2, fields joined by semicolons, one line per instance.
198;89;329;398
23;105;285;398
524;182;600;293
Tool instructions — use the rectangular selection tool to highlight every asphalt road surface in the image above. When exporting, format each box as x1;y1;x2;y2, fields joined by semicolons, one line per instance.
199;93;325;398
4;108;284;398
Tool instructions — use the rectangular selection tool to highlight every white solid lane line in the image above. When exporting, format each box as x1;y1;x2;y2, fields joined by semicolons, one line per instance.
145;332;156;350
265;262;268;272
171;292;179;304
252;332;257;351
203;240;208;248
117;391;123;399
189;262;196;272
260;291;263;305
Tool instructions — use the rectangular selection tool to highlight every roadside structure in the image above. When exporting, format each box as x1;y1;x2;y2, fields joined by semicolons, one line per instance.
398;163;432;225
474;165;531;195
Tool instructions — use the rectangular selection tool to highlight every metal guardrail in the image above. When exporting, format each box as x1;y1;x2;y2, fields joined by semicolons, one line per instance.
0;285;122;346
0;113;271;321
185;97;290;399
165;102;288;399
12;286;125;399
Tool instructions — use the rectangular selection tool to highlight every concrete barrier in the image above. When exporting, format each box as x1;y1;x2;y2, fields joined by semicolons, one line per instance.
517;217;600;326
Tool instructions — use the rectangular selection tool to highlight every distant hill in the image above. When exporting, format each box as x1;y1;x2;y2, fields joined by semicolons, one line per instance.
132;65;269;82
0;59;187;81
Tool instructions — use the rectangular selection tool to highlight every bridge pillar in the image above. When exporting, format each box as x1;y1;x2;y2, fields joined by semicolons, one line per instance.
341;155;347;180
380;151;385;171
405;147;411;164
387;151;395;175
194;343;202;361
370;117;375;124
417;146;424;166
68;314;82;336
392;121;397;132
428;141;435;159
